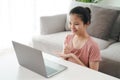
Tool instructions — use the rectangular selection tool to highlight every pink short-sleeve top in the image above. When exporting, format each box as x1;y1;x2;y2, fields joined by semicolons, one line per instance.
64;34;101;67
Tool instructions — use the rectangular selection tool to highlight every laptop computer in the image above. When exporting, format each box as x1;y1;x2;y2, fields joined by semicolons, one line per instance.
12;41;67;78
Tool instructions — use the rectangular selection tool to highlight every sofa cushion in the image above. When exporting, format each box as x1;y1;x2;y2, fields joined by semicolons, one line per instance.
110;14;120;41
87;5;119;40
32;31;115;54
87;4;120;41
101;42;120;62
95;5;120;41
40;14;66;35
91;37;115;50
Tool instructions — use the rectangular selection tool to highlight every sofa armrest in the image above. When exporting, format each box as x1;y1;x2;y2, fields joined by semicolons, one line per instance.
100;42;120;78
40;14;66;35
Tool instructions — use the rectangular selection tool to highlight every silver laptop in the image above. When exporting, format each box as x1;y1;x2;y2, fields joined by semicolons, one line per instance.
12;41;67;78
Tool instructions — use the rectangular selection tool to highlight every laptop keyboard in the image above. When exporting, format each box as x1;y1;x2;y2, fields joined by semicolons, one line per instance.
46;66;57;75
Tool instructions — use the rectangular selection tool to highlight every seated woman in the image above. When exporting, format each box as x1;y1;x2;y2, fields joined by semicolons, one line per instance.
58;6;101;71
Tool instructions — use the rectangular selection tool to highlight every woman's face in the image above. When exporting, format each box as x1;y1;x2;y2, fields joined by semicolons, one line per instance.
69;14;89;35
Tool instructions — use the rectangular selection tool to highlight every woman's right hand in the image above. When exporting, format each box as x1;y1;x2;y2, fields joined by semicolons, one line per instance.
53;51;71;59
64;45;71;54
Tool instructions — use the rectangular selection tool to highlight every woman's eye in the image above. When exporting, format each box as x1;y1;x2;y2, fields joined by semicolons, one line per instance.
75;24;79;25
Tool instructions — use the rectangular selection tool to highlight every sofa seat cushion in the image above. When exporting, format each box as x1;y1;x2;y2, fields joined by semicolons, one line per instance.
92;37;115;50
32;31;115;54
101;42;120;62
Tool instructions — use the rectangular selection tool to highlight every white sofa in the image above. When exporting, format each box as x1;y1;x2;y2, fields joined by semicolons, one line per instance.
32;1;120;78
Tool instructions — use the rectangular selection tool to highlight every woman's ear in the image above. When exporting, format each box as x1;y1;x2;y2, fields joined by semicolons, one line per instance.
86;22;90;26
85;22;90;28
87;21;90;25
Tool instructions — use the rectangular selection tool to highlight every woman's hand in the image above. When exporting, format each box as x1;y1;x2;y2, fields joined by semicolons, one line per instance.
54;52;87;67
52;51;72;59
60;53;86;66
64;45;71;54
53;51;72;59
89;61;100;71
59;53;73;59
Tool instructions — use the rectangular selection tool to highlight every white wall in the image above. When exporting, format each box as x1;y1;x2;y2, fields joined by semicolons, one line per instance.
9;0;35;43
0;0;11;49
0;0;72;49
0;0;35;49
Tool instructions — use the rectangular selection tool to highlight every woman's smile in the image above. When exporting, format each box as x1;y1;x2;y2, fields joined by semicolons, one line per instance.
71;27;77;33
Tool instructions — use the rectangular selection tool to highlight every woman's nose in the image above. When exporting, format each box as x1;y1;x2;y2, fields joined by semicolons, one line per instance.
70;24;75;29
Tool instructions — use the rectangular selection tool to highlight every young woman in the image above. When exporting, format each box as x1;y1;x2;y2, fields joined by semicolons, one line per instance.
58;6;101;71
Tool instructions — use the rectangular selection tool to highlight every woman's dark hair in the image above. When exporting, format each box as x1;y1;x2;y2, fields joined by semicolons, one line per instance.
69;6;91;24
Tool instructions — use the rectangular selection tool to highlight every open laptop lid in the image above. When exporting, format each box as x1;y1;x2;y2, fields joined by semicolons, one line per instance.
12;41;47;77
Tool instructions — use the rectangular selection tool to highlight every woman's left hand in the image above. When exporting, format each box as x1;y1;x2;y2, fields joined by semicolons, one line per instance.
52;51;73;59
59;53;73;59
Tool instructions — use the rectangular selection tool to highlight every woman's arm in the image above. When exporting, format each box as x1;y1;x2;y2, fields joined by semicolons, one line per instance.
60;53;86;67
63;45;86;66
89;61;99;71
60;53;100;71
70;54;86;66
